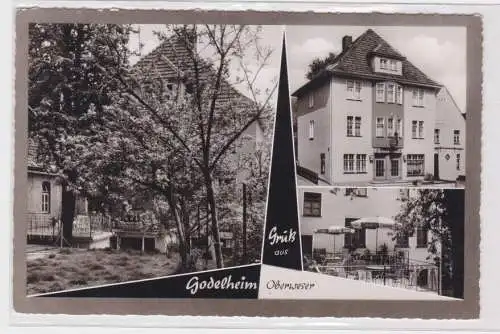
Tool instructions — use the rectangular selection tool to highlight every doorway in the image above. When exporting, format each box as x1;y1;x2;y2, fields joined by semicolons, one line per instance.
374;153;402;181
434;153;440;180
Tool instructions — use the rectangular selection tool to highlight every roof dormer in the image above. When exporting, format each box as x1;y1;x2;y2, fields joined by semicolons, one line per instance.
370;42;406;76
373;56;403;76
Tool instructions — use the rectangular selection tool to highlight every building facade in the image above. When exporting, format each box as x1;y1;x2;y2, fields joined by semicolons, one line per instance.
434;87;466;181
298;187;438;265
293;29;465;185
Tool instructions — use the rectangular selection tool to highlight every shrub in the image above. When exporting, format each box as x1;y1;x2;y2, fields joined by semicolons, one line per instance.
48;253;56;259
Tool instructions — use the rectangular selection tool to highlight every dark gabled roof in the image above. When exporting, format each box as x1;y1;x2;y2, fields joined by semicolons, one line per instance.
132;34;267;132
292;29;441;97
370;42;406;61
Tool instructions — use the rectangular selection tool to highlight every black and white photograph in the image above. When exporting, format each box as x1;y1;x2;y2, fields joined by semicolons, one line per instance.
299;187;464;299
25;23;281;295
289;26;466;187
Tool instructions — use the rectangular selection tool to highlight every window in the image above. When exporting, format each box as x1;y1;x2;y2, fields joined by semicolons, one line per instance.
434;129;440;144
343;154;355;173
386;83;396;103
164;83;176;100
354;117;361;136
390;159;400;177
344;154;366;174
396;85;403;104
308;93;314;108
346;116;353;137
347;116;361;137
356;154;367;173
345;188;368;197
376;117;385;137
396;233;409;248
456;153;461;171
347;80;362;100
412;121;424;139
224;238;234;249
387;118;394;137
380;58;388;70
376;82;385;102
396;118;403;138
416;227;428;248
41;181;51;213
309;120;315;140
320;153;326;174
303;192;321;217
418;121;424;139
412;88;424;107
390;60;397;71
407;154;425;176
454;130;460;145
412;121;418;139
345;218;366;249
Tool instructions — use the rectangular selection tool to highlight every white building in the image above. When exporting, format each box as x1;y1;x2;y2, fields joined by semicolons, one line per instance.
293;29;465;186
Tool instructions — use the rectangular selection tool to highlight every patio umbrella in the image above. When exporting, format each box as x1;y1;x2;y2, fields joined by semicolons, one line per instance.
349;217;401;252
313;226;355;255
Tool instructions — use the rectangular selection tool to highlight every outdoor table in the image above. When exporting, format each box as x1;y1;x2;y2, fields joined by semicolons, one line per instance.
366;265;388;285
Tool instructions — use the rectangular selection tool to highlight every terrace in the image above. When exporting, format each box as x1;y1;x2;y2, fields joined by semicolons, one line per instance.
304;250;440;294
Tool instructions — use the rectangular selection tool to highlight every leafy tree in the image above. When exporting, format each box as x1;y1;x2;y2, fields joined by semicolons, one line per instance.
28;23;133;242
305;52;336;80
394;189;464;298
74;24;276;269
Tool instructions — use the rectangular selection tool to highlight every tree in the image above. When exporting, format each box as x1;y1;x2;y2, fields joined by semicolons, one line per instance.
75;24;276;269
305;52;336;80
28;23;133;243
394;189;464;298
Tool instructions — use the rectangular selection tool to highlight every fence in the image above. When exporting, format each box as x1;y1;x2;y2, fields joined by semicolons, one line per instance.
312;262;439;293
72;213;114;238
306;250;440;294
27;213;60;239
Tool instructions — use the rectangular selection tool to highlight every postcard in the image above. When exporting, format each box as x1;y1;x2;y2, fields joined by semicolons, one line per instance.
12;8;481;319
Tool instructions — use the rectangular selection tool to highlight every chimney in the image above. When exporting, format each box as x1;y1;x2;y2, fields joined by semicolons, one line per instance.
342;35;352;52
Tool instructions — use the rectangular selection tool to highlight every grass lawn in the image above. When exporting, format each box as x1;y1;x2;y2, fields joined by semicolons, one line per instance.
26;248;191;295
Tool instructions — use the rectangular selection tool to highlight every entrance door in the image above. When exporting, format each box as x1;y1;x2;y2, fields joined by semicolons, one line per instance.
434;153;439;180
375;159;385;179
388;155;402;181
375;154;402;181
390;159;399;177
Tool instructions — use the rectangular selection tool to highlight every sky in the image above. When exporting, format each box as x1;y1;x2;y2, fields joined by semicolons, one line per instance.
286;25;466;111
127;25;466;112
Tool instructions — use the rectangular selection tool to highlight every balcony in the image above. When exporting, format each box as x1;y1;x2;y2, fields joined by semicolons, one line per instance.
373;135;403;150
